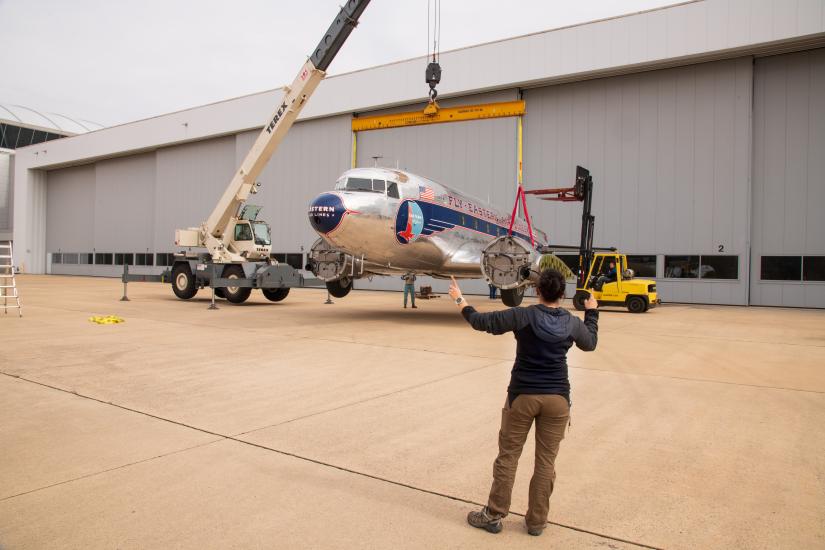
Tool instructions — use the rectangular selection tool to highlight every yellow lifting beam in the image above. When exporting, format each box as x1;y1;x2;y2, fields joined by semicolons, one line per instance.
351;100;525;132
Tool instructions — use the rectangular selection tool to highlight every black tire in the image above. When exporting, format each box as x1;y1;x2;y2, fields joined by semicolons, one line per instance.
627;295;647;313
222;265;251;304
215;288;226;299
326;278;352;298
572;291;589;311
262;288;290;302
501;287;524;307
172;263;198;300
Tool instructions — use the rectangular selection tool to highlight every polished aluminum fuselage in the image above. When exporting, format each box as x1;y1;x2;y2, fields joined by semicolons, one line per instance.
308;167;548;279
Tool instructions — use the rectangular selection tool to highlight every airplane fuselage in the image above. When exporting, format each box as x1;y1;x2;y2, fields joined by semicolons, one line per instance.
308;167;547;279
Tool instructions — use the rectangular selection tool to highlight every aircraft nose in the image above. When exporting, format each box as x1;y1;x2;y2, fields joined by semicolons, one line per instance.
308;193;346;234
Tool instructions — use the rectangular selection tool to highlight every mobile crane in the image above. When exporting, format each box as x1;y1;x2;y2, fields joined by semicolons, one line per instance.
170;0;371;304
528;166;660;313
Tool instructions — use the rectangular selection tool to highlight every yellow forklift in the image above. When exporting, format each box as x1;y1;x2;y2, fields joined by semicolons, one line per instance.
528;167;660;313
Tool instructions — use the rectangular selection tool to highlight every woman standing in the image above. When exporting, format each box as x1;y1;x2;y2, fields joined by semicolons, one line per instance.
448;270;598;536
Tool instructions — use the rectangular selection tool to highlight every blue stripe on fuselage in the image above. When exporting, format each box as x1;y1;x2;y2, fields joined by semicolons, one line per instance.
413;200;539;247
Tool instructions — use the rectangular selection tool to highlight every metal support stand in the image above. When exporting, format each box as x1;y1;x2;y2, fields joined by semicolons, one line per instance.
208;264;219;310
324;290;334;305
120;264;130;301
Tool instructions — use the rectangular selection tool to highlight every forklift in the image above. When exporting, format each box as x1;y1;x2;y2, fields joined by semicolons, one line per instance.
528;166;660;313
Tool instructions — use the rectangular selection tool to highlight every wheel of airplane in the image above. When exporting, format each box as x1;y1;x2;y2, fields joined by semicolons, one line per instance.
215;288;226;299
262;288;290;302
501;287;524;307
222;265;251;304
171;262;198;300
326;278;352;298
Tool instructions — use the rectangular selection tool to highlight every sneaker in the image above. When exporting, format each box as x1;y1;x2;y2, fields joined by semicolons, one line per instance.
467;507;503;534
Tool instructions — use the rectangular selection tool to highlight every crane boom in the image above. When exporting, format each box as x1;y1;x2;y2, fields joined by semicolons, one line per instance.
196;0;371;262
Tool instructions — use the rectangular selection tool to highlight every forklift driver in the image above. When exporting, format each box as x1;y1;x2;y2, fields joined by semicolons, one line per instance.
594;261;617;291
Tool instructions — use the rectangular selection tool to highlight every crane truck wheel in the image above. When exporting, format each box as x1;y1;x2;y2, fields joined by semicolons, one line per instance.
262;288;290;302
222;265;252;304
572;291;588;311
627;296;647;314
172;263;198;300
326;278;352;298
501;287;525;307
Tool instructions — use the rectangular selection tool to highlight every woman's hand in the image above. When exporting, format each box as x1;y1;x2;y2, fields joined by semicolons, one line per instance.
584;291;598;310
449;276;466;307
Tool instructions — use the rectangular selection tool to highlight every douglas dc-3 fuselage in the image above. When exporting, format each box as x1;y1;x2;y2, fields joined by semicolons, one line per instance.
307;167;549;306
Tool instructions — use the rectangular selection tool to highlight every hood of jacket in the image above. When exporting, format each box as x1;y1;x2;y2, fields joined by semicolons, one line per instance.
528;305;573;344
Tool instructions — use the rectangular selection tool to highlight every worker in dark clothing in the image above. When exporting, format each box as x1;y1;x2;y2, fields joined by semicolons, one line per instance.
402;273;417;308
488;284;498;300
595;261;617;291
448;270;598;536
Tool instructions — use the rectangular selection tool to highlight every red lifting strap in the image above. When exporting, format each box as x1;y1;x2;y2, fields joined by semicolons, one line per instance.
507;185;535;247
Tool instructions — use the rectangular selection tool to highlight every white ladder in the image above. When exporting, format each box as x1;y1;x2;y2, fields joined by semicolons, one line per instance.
0;240;22;317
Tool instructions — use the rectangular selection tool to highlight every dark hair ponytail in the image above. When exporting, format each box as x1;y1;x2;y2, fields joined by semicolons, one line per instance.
537;269;565;302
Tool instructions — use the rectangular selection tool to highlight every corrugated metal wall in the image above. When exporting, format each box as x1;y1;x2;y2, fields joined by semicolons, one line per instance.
751;48;825;308
523;57;753;305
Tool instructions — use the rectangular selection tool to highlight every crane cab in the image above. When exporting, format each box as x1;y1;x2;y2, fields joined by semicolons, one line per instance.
226;205;271;261
573;252;659;313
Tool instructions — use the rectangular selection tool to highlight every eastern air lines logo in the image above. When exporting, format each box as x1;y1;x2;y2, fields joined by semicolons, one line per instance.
395;200;424;244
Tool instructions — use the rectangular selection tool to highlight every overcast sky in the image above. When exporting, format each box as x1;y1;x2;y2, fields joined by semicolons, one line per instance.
0;0;682;127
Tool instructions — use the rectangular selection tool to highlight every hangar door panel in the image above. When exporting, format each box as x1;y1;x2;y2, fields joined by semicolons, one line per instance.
154;136;236;252
94;153;156;252
46;164;96;254
751;48;825;308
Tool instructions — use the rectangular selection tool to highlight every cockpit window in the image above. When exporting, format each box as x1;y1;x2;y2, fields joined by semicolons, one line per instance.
387;182;400;199
334;176;396;195
346;177;373;192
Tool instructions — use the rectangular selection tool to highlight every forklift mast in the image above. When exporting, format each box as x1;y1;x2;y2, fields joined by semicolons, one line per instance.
525;165;595;287
575;166;595;288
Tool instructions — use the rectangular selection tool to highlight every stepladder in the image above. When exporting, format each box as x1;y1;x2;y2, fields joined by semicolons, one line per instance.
0;240;22;317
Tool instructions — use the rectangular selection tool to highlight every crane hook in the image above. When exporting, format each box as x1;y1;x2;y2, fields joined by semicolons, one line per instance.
426;60;441;101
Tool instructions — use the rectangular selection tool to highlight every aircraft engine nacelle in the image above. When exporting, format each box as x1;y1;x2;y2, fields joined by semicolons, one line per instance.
481;236;537;290
307;238;364;282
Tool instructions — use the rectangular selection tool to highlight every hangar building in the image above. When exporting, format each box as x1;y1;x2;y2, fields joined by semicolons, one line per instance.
10;0;825;307
1;104;103;242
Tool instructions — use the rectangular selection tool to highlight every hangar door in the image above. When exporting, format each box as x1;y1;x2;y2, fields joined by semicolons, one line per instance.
353;91;519;293
751;48;825;308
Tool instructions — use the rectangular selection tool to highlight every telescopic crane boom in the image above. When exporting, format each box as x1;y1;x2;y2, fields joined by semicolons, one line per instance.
178;0;371;263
